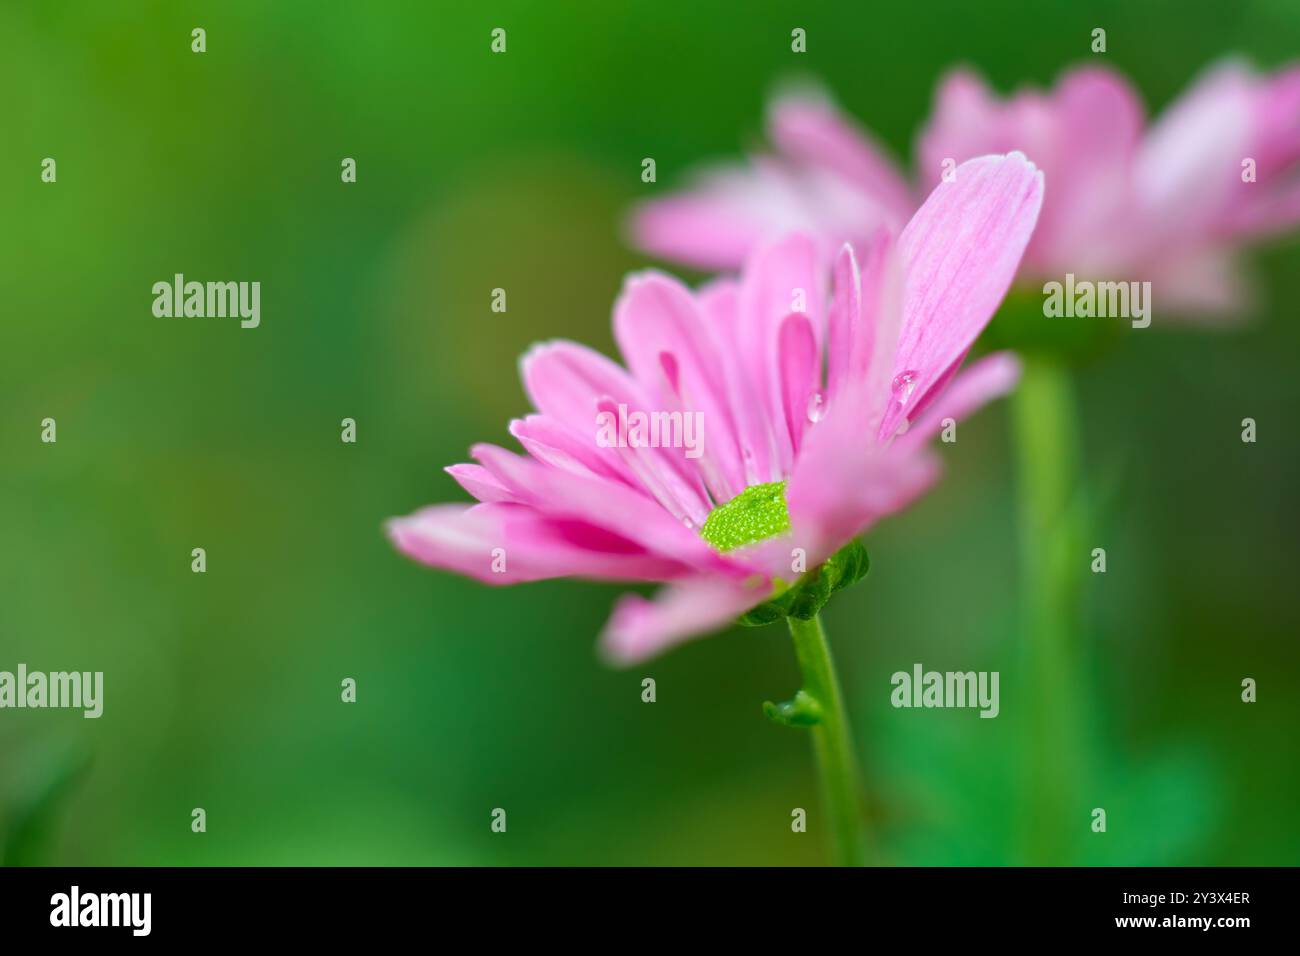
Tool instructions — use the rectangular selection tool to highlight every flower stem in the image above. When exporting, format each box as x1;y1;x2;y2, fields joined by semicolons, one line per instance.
785;612;868;866
1011;356;1085;864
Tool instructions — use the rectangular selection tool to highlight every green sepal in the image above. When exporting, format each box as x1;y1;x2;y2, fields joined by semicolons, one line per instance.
735;594;793;627
735;539;870;626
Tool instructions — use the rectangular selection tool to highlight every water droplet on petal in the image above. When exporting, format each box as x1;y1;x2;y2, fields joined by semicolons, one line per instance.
805;391;825;423
894;418;911;437
891;370;919;406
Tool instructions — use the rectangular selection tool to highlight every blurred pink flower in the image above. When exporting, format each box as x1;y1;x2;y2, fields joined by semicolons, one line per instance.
389;154;1042;664
632;60;1300;315
632;84;915;272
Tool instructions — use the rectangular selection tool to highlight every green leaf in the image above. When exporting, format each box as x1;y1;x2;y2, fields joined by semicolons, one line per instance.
2;745;92;866
762;690;823;727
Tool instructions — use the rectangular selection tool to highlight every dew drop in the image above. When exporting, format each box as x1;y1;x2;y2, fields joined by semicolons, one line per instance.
890;370;919;406
805;390;825;423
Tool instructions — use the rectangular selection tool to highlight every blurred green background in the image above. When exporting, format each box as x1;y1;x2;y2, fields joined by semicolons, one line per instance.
2;0;1297;865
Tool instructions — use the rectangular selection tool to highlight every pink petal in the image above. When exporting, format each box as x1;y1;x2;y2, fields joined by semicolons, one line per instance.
767;86;914;225
832;231;904;421
893;351;1022;453
917;69;1013;184
1223;63;1300;238
629;160;853;272
787;399;942;565
628;171;772;271
1135;61;1254;242
699;277;791;489
702;279;780;487
1032;68;1145;269
469;443;721;570
822;234;906;436
738;232;825;476
509;415;633;484
899;353;967;430
388;503;693;585
698;276;741;318
880;152;1043;441
599;576;770;665
918;67;1142;274
824;242;863;406
851;234;906;437
520;340;651;434
1251;64;1300;174
520;340;711;516
777;312;819;455
445;463;514;503
594;397;711;527
612;272;745;501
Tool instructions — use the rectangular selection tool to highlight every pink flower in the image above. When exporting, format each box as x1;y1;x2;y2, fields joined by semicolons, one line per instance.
633;61;1300;315
390;154;1043;664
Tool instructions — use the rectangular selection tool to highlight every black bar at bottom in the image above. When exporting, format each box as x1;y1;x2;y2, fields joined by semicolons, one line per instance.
0;866;1284;941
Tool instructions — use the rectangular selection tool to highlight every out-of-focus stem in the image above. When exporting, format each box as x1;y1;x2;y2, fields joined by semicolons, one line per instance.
1011;356;1085;864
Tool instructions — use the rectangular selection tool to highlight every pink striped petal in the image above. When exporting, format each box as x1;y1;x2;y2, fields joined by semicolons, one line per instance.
701;275;780;486
599;576;770;665
738;233;825;475
880;152;1043;441
445;463;514;503
594;397;711;527
824;242;862;406
612;272;745;501
520;340;710;514
469;443;720;569
388;503;693;585
777;311;819;454
822;234;905;435
893;351;1022;453
520;341;650;442
787;396;942;565
852;234;906;437
509;415;633;484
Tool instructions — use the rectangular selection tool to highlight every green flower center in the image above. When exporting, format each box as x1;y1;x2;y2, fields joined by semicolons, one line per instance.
699;481;791;553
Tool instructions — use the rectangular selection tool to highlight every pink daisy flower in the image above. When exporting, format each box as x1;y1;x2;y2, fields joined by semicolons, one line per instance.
633;60;1300;316
389;154;1043;664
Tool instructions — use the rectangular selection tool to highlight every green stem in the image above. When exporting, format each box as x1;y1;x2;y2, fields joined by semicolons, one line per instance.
784;613;868;866
1011;356;1085;864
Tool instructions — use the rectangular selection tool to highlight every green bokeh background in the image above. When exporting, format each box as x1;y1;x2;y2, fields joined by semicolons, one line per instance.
2;0;1297;865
